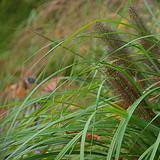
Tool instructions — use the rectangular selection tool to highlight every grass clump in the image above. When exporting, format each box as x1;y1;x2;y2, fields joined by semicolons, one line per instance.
0;1;160;160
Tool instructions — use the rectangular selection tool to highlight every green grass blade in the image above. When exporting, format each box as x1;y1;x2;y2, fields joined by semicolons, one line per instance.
107;86;160;160
80;111;96;160
55;132;82;160
150;131;160;160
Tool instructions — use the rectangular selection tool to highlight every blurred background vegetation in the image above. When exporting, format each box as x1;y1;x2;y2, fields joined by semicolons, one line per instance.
0;0;134;86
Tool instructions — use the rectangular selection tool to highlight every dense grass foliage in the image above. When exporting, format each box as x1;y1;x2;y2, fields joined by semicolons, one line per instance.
0;1;160;160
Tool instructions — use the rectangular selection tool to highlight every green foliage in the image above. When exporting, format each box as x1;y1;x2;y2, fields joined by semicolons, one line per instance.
0;1;160;160
0;0;43;53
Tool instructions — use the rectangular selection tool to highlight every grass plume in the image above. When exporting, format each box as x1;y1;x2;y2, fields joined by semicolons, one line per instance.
95;22;158;122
